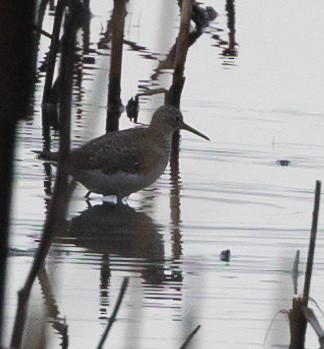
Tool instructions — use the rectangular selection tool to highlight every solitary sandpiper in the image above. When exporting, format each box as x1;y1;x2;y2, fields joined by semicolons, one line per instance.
38;105;209;202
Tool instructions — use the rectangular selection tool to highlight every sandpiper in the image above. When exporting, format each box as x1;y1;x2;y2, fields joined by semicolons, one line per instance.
39;105;209;202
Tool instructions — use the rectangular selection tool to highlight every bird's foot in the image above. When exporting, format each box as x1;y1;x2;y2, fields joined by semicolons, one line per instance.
116;196;128;206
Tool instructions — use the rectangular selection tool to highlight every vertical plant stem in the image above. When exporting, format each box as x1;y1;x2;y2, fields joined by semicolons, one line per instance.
0;121;16;344
106;0;127;132
0;0;36;344
289;180;321;349
42;0;65;152
82;0;90;53
172;0;192;104
166;1;193;261
43;0;65;103
289;297;307;349
166;0;193;108
10;3;84;347
225;0;236;52
303;180;321;303
168;0;193;156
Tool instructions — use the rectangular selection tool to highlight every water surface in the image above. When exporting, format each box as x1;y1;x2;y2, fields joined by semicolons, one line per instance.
4;0;324;348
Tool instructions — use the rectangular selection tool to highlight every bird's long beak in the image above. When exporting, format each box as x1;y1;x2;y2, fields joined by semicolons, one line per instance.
181;123;210;141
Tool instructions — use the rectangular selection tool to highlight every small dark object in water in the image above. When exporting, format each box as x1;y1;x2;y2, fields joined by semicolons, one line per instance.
220;249;231;262
222;48;238;57
276;159;291;166
191;4;218;28
171;269;183;282
206;6;218;21
126;95;139;122
82;56;95;65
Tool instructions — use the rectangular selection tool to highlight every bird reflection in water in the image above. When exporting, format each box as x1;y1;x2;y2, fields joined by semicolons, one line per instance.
67;202;183;316
70;203;164;262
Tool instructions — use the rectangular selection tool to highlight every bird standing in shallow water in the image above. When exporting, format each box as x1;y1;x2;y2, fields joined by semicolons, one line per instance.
38;105;209;203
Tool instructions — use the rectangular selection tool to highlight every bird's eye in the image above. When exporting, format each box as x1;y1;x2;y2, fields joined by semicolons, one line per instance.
174;116;180;123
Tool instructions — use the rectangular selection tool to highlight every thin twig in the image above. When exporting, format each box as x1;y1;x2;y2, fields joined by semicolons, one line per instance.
96;277;129;349
179;324;201;349
301;306;324;348
137;88;167;96
309;297;324;318
32;24;53;38
264;310;289;345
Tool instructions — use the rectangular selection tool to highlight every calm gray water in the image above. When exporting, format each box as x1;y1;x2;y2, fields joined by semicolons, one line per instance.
4;0;324;348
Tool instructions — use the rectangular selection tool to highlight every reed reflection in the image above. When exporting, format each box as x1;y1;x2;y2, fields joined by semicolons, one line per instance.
82;0;90;54
222;0;238;66
38;266;68;348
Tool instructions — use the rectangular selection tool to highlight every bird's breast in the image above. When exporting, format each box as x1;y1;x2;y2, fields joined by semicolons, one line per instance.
140;143;170;176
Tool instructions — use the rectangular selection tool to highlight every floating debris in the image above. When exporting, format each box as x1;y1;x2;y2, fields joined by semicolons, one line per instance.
82;55;96;64
126;95;139;122
220;249;231;262
276;159;291;166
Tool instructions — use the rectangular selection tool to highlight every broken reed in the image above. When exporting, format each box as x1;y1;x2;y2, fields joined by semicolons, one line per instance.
289;180;321;349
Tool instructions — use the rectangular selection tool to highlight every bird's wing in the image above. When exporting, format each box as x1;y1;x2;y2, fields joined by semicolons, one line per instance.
70;128;149;174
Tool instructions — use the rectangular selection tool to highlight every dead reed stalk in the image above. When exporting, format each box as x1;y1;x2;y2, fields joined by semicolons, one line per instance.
10;3;86;347
289;180;321;349
106;0;127;132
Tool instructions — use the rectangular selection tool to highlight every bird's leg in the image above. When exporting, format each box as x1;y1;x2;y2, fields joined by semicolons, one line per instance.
85;199;93;209
85;191;92;199
116;196;127;206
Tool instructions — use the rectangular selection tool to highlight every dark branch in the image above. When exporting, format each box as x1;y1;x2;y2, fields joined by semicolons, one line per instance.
96;277;129;349
180;325;201;349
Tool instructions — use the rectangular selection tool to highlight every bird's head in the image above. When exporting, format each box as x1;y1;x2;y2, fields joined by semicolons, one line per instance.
150;105;210;140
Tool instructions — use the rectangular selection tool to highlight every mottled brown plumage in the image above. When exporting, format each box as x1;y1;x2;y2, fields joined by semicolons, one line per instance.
70;128;164;175
38;105;209;202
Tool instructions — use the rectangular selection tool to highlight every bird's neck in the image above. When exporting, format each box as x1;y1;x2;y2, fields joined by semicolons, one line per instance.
148;125;174;151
